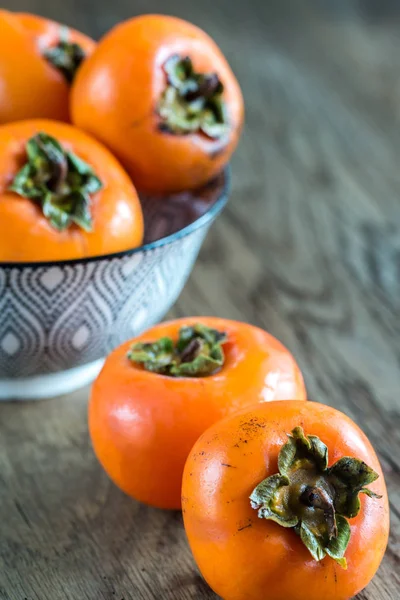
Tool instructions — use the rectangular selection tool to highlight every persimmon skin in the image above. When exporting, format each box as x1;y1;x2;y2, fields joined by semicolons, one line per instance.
0;119;144;262
182;401;389;600
15;12;94;55
88;317;306;510
71;14;244;193
0;11;95;123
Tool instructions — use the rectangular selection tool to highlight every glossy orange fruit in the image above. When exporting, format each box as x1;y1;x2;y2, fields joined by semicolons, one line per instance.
71;14;244;193
0;10;95;123
182;401;389;600
0;119;144;262
89;317;306;509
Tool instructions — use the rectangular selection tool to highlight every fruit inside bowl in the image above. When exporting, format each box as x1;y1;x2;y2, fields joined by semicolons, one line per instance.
0;11;240;399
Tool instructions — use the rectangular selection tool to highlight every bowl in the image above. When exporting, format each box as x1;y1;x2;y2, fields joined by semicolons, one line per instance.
0;171;229;400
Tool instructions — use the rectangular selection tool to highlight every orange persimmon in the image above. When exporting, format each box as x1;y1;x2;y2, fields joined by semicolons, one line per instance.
0;10;95;123
71;14;244;193
0;119;144;262
182;401;389;600
89;317;306;509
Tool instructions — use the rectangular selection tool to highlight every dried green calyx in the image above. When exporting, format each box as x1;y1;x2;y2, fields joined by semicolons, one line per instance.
250;427;382;569
43;27;87;83
9;132;102;232
157;54;229;139
127;323;227;377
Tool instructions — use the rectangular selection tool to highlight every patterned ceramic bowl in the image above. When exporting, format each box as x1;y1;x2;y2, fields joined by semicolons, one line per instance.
0;172;229;400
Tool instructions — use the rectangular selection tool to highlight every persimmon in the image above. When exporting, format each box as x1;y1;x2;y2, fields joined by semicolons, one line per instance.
182;401;389;600
0;119;143;262
89;317;306;509
71;14;244;193
0;10;95;123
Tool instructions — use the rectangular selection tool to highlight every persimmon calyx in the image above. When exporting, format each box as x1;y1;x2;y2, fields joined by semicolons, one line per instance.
250;426;382;569
157;54;229;139
43;27;86;83
9;132;102;232
127;323;227;377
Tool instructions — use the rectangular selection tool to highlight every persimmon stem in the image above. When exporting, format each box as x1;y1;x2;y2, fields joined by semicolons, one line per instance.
185;74;221;102
157;54;229;139
127;324;227;377
8;132;102;232
250;426;381;569
300;486;337;539
35;135;69;194
179;338;202;364
43;29;87;84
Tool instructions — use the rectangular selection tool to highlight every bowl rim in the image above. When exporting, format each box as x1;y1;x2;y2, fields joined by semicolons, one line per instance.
0;170;230;269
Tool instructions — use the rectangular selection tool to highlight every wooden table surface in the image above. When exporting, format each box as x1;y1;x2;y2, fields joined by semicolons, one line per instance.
1;0;399;598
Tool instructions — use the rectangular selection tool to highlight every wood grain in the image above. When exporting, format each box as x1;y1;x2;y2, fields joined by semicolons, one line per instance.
0;0;399;598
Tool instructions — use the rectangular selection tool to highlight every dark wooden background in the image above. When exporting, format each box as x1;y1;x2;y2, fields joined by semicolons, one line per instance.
0;0;399;598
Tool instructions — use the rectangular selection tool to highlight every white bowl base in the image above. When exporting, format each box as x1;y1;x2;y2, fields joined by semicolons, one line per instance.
0;359;104;401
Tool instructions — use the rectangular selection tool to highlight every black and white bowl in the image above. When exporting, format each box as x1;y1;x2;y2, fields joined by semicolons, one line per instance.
0;172;229;400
